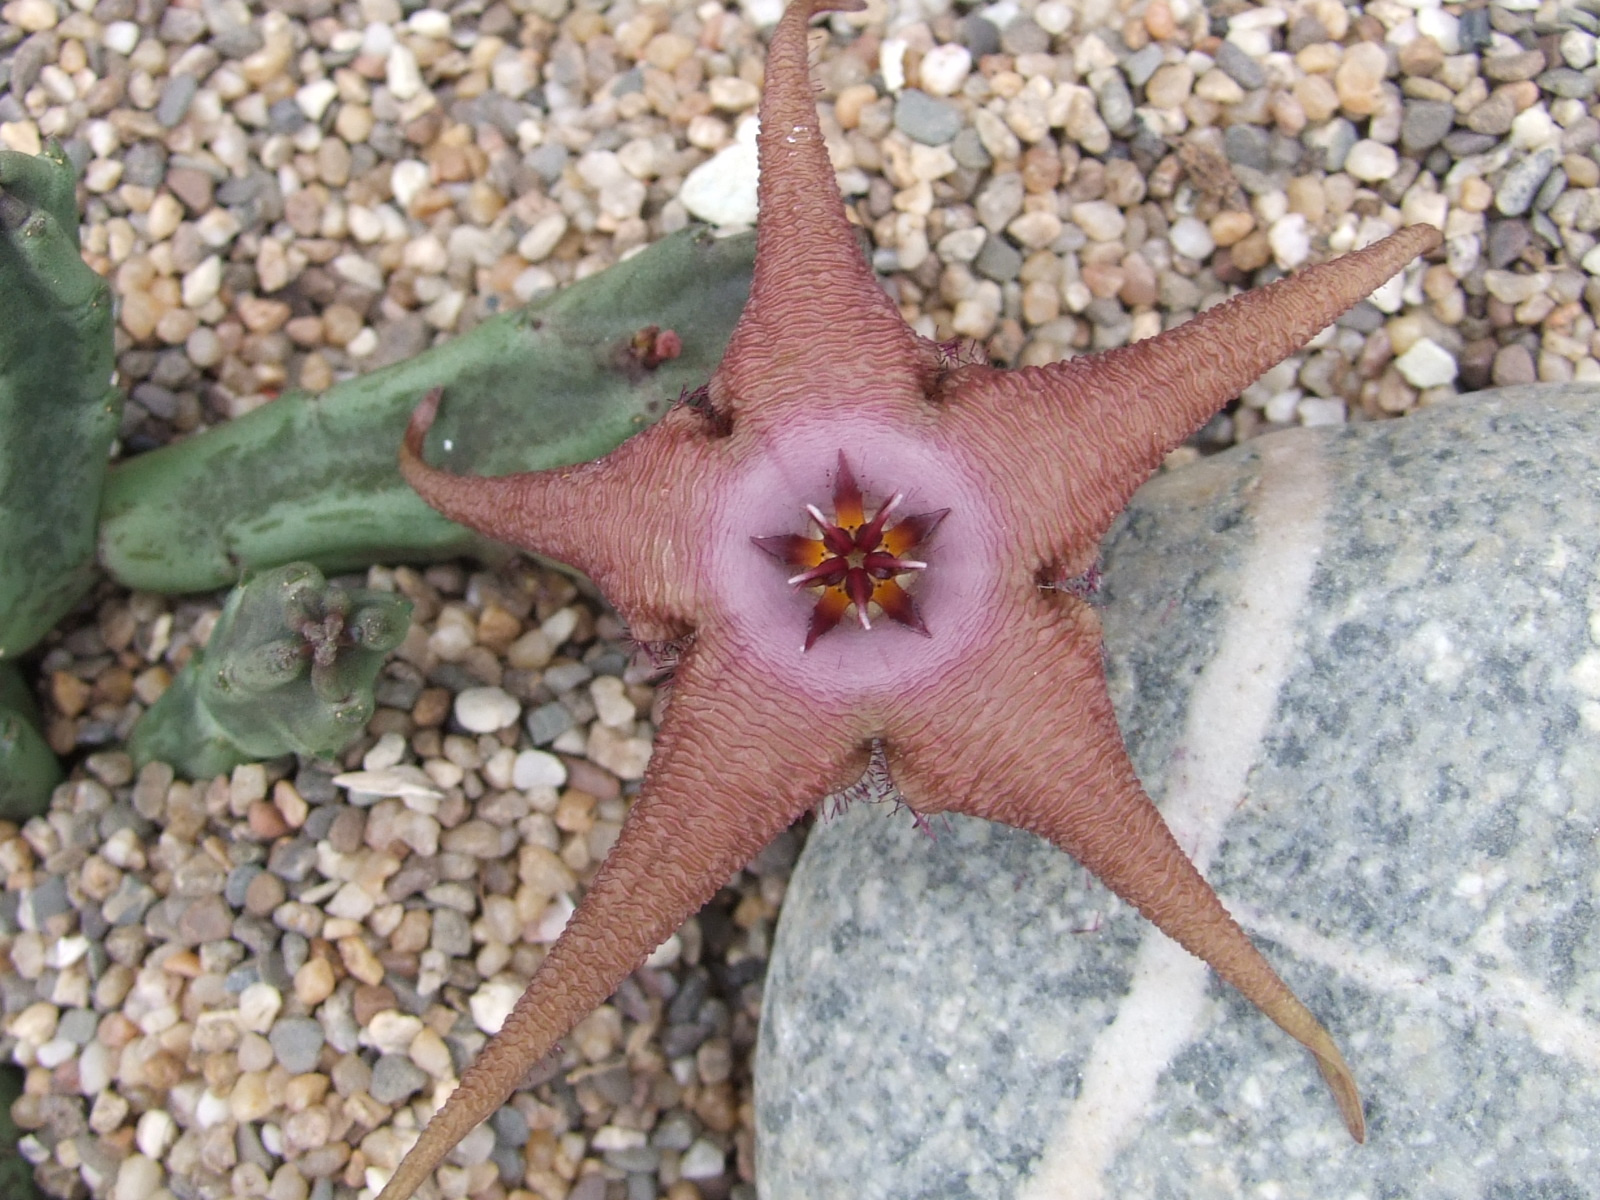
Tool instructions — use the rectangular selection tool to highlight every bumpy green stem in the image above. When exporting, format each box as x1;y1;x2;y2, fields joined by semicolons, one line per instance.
0;662;62;820
0;145;120;658
128;563;411;778
100;227;754;594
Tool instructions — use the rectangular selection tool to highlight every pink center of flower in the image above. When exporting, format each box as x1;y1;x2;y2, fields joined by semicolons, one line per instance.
752;451;948;651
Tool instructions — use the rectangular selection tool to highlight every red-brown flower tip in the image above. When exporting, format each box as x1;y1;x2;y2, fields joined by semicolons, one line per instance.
753;451;948;649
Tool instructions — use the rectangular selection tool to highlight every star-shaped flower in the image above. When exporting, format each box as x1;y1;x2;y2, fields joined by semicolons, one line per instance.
383;2;1441;1195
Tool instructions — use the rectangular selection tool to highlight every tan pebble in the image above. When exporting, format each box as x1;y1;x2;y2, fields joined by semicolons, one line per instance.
1269;91;1307;135
238;296;292;334
162;948;202;977
1457;176;1493;212
5;0;59;32
1564;154;1600;188
338;937;385;987
294;959;336;1007
834;83;878;131
285;316;324;347
1209;209;1255;247
412;686;452;727
409;1028;453;1078
476;604;522;651
390;909;431;954
299;353;334;392
1144;63;1193;109
335;103;374;144
1286;176;1327;224
244;870;286;917
1294;73;1339;123
231;1071;275;1121
51;671;91;718
284;1073;330;1111
1331;41;1395;116
1195;68;1244;104
644;32;695;71
1119;254;1158;307
1228;229;1273;273
275;780;309;828
1144;0;1175;40
321;304;363;347
1295;43;1342;74
554;789;597;834
352;983;399;1027
156;307;199;346
1398;34;1444;78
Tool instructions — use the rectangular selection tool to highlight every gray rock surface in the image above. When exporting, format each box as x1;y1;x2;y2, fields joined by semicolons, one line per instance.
756;387;1600;1200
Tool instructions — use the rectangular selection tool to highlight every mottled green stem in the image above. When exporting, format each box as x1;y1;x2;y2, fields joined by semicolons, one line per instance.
0;662;62;820
128;563;411;777
100;228;754;593
0;144;120;658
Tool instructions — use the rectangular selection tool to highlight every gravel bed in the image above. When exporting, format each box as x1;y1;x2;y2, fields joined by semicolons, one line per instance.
4;0;1600;1198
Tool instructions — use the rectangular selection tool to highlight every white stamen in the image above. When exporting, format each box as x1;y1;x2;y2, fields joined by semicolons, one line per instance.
805;503;830;530
896;559;927;571
876;492;904;521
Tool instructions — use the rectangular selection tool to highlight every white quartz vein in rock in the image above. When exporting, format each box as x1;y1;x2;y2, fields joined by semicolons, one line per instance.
1230;900;1600;1073
1020;433;1331;1200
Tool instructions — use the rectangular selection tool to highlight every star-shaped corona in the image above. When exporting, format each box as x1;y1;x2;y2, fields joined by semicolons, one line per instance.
754;451;948;649
386;2;1443;1196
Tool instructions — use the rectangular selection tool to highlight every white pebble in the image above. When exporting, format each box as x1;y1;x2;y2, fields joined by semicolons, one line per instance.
1393;338;1458;388
361;1011;424;1053
880;38;907;92
1563;29;1597;69
1070;200;1126;241
937;226;987;263
387;44;423;101
334;765;443;801
181;256;223;309
44;935;89;969
408;10;451;37
919;44;972;97
513;749;568;789
111;1154;164;1200
1268;214;1311;270
326;882;377;922
533;894;575;943
455;687;521;733
518;213;568;263
680;120;759;226
296;80;339;122
237;983;282;1034
332;253;384;292
1168;215;1215;261
680;1139;728;1180
469;977;524;1035
103;21;141;54
590;676;637;728
1343;140;1398;183
1297;397;1346;426
391;159;430;210
1510;105;1557;152
136;1110;178;1159
1415;6;1460;54
363;731;408;772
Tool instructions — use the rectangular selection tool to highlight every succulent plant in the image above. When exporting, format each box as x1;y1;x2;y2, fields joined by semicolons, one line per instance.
0;662;62;820
99;226;754;594
128;563;411;778
0;144;120;659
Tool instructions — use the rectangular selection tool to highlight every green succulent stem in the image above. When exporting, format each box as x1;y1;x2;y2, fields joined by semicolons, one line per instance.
0;144;120;658
0;661;63;821
128;563;412;778
99;227;754;594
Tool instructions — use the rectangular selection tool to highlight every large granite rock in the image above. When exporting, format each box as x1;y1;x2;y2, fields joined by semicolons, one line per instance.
756;387;1600;1200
